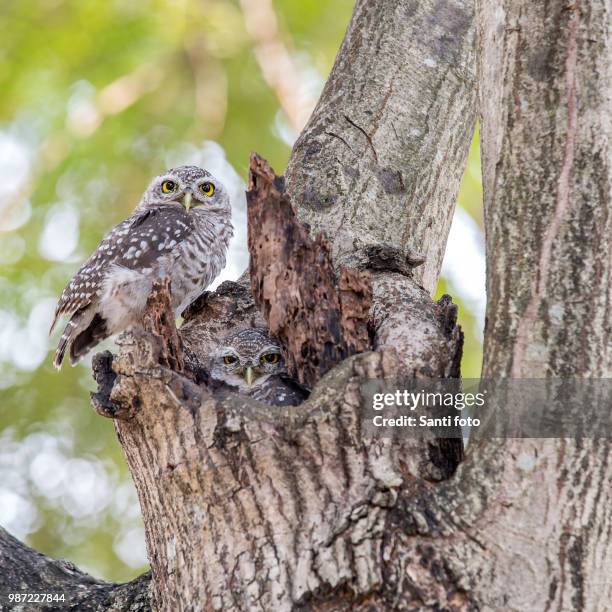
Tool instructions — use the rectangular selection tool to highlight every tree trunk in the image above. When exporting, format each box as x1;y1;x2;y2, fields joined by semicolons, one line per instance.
479;0;611;378
102;148;466;610
457;0;612;608
3;0;610;610
285;0;476;295
95;1;474;609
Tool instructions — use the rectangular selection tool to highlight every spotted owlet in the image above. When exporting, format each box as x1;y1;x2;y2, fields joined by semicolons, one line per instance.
50;165;233;368
208;328;308;407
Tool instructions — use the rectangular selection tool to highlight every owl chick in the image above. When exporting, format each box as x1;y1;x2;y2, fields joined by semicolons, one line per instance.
50;166;233;368
209;328;308;407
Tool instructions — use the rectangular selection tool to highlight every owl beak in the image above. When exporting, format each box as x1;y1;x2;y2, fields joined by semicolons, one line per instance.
183;192;193;211
244;366;255;386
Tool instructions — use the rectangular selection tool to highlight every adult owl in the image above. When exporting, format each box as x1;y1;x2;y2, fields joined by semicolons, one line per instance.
209;328;308;407
50;165;233;368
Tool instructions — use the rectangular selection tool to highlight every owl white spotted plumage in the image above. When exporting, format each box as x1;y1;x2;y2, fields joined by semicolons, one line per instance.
50;165;233;368
208;328;309;407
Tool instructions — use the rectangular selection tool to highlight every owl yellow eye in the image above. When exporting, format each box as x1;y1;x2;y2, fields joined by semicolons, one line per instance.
199;182;215;197
261;353;280;365
223;355;237;365
161;180;177;193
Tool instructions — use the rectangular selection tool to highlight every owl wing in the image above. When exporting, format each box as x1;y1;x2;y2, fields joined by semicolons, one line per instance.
50;218;133;333
50;205;193;333
111;205;193;271
251;375;310;407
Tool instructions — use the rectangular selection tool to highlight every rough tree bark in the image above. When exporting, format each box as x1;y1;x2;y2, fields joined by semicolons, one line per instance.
323;1;611;608
97;150;465;610
0;527;151;611
0;1;477;609
285;0;477;294
465;0;612;608
246;154;372;388
1;0;478;609
8;0;610;610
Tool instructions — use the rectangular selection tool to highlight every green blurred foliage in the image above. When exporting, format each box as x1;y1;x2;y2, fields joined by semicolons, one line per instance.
434;129;484;378
0;0;483;582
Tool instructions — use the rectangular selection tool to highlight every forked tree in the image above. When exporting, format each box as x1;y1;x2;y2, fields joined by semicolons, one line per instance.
1;0;610;610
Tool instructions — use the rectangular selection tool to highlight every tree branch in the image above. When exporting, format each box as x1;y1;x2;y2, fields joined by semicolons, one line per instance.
286;0;477;293
0;527;151;611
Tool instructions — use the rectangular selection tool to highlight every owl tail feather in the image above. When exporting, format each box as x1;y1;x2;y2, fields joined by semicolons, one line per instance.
69;313;108;367
54;318;78;370
53;309;106;369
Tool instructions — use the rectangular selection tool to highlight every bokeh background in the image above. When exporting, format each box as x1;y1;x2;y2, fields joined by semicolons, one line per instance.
0;0;484;583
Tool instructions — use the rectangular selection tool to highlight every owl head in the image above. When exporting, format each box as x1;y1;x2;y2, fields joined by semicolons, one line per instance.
140;165;230;216
210;328;287;391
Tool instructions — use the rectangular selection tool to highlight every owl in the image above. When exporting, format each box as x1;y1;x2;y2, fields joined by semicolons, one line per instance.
50;166;233;368
208;328;308;407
